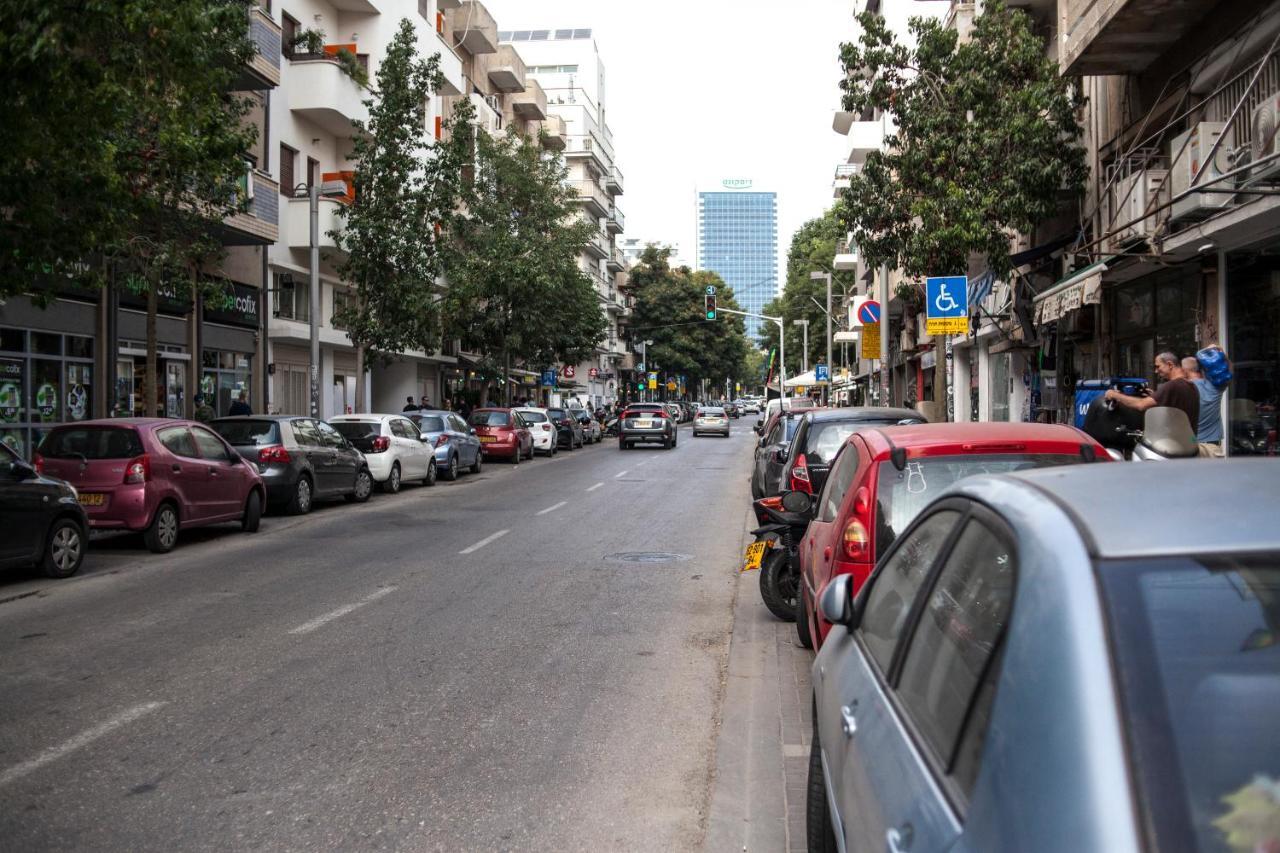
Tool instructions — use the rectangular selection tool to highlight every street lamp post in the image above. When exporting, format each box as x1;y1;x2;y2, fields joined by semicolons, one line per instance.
298;180;352;419
792;319;809;374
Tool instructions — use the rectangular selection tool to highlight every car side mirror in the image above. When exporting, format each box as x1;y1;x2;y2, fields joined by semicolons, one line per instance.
819;575;854;627
419;434;432;442
753;424;763;435
9;459;36;480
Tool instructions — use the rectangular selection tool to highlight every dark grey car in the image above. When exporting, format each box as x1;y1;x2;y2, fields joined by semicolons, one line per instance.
619;403;677;450
212;416;373;515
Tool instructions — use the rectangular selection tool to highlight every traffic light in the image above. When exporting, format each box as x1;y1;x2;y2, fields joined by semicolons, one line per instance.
705;292;717;320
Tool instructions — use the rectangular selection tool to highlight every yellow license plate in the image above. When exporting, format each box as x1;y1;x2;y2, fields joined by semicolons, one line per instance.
77;493;105;507
742;540;772;572
479;436;497;443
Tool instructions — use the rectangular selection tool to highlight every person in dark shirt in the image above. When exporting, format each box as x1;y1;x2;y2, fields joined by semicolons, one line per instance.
228;390;252;416
1105;351;1199;435
402;396;418;412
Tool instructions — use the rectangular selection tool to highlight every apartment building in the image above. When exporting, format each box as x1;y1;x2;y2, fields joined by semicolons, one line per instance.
496;27;629;408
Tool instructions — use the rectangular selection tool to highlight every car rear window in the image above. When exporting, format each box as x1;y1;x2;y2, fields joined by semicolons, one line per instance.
1099;554;1280;853
212;419;280;446
470;411;511;427
875;454;1082;558
412;415;445;433
806;418;920;464
332;421;382;441
547;409;567;419
700;408;725;416
519;411;548;423
39;427;143;460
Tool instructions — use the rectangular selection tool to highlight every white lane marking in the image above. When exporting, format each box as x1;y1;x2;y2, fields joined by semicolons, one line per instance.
614;470;629;478
0;701;166;787
536;501;567;516
289;586;397;635
459;529;510;555
586;482;604;492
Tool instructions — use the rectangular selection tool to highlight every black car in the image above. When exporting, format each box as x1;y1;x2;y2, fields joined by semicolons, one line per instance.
0;443;89;578
780;407;924;497
751;410;807;499
619;403;678;450
212;416;374;515
546;408;585;449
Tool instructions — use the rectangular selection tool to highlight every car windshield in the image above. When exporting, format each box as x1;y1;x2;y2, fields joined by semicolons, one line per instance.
470;411;511;427
412;415;445;433
875;453;1082;558
39;427;143;459
1098;554;1280;853
331;421;381;440
212;419;279;446
806;418;919;464
518;411;548;423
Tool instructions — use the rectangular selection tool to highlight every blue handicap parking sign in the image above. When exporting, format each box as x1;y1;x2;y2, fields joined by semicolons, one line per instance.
926;276;968;319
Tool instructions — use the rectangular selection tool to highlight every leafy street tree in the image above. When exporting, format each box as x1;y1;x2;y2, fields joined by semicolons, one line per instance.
0;0;259;417
837;0;1086;282
333;18;463;411
438;100;605;405
625;246;750;397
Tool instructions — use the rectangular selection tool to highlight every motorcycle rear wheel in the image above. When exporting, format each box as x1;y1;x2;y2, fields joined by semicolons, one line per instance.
759;545;798;622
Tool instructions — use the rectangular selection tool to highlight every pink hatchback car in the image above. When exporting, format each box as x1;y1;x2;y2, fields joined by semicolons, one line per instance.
35;418;265;553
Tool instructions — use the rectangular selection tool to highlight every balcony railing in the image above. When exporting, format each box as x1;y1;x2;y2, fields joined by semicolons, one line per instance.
224;171;279;244
571;181;610;217
241;6;281;89
483;44;526;93
537;114;567;150
606;165;623;195
510;78;547;120
606;205;625;234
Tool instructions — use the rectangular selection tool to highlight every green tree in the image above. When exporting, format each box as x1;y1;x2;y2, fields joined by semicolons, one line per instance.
333;18;462;410
0;0;259;417
837;0;1086;281
438;100;605;404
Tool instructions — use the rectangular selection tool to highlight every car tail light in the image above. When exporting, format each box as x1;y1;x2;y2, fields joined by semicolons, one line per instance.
542;424;552;432
123;454;150;484
32;452;44;474
435;435;450;447
842;487;872;560
789;453;812;493
258;444;291;464
370;435;391;453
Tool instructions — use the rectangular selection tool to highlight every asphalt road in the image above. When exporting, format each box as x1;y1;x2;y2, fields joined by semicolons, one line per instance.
0;423;759;851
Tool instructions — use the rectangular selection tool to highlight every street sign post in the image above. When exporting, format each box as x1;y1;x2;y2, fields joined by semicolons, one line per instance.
648;372;658;391
815;363;829;382
589;367;599;378
541;370;556;386
925;276;968;335
856;300;880;326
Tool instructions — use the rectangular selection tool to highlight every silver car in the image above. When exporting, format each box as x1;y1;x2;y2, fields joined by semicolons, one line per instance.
807;459;1280;853
693;406;730;437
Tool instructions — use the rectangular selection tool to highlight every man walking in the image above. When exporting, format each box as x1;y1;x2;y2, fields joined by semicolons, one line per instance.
1183;350;1228;457
418;395;431;411
402;396;418;412
228;390;252;416
193;393;215;424
1105;351;1199;435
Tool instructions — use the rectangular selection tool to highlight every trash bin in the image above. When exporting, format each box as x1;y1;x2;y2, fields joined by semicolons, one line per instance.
1073;377;1147;428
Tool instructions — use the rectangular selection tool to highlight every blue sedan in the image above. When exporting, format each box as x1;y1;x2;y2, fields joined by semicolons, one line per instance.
808;459;1280;853
406;410;483;481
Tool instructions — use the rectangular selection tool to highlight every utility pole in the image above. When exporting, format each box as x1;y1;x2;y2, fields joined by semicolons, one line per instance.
309;182;320;418
793;319;809;373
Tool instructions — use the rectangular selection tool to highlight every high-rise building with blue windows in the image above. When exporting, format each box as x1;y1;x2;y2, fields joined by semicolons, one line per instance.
696;184;778;344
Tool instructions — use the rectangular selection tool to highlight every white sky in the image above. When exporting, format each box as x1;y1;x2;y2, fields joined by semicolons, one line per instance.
482;0;859;286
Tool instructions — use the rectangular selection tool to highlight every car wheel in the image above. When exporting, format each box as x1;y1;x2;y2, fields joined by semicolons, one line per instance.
470;452;482;475
242;490;263;533
287;474;313;515
806;719;840;853
424;458;437;487
143;503;179;554
42;518;85;579
663;437;672;449
443;454;460;481
797;588;815;650
380;462;402;493
619;441;628;451
347;468;373;503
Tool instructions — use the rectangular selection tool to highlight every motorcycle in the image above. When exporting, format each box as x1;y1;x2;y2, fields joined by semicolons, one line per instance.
1083;394;1199;461
745;494;811;622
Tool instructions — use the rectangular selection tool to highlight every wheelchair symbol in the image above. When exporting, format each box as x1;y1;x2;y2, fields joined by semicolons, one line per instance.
934;283;959;313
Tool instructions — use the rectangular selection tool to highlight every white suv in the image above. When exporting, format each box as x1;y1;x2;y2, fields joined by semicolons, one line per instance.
328;414;437;493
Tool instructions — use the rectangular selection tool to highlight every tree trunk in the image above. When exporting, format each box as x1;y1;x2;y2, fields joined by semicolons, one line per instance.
355;343;366;413
145;283;159;417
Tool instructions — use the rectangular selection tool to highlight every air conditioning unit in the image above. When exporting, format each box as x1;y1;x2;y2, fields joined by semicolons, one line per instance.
1110;168;1169;247
1169;122;1234;221
1248;91;1280;184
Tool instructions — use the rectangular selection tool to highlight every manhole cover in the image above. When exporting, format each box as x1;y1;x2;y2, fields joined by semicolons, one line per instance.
605;552;691;564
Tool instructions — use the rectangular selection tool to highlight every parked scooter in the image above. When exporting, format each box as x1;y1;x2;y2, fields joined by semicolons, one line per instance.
1083;395;1199;460
747;494;811;622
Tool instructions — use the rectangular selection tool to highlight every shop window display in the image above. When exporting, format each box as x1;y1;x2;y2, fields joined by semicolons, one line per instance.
0;326;94;459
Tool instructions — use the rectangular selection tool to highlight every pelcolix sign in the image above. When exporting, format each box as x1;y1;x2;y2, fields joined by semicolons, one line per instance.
721;179;753;190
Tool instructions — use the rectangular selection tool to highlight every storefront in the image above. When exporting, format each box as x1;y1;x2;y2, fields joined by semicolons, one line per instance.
116;285;193;418
0;324;96;458
1110;263;1201;378
1225;252;1280;456
201;282;261;417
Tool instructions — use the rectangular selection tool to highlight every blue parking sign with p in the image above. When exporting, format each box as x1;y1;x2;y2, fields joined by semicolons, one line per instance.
925;276;968;334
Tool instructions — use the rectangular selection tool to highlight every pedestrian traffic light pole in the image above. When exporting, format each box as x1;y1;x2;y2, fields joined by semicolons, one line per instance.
714;307;786;402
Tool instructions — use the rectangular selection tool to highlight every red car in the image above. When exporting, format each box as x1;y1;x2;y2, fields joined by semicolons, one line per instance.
796;422;1108;650
468;408;534;464
35;418;266;554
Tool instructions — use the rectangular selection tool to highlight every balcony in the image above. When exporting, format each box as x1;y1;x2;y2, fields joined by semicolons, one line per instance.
238;7;281;90
482;44;526;93
833;163;860;199
330;0;382;12
469;91;503;135
606;205;625;235
833;239;858;271
538;115;567;150
286;195;347;256
583;228;609;260
564;134;609;173
843;120;883;165
1059;0;1220;76
606;245;626;273
571;181;610;218
446;0;498;56
432;30;465;96
223;171;280;245
510;78;546;120
606;165;623;196
287;59;369;136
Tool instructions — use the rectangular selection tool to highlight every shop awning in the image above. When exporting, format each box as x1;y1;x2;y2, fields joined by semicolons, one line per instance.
1033;260;1107;325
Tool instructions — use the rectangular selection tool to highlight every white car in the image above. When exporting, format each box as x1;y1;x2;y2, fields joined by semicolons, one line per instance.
328;413;437;493
693;406;731;437
513;407;558;456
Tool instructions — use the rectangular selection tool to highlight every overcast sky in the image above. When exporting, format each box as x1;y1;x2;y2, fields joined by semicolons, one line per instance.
483;0;859;281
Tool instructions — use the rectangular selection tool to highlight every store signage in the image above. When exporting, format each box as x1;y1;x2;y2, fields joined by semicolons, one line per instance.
117;278;193;317
721;179;753;190
562;365;576;379
589;367;599;378
204;282;261;329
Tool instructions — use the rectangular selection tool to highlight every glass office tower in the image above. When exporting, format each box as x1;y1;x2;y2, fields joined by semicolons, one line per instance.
697;189;778;343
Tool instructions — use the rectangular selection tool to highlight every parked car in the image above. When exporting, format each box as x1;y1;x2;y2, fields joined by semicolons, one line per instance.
573;409;603;444
807;459;1280;853
779;408;923;498
619;403;678;450
513;407;558;456
469;408;534;463
547;407;585;450
750;406;824;500
407;409;483;479
35;419;265;554
693;406;731;437
212;416;373;514
797;422;1108;651
742;399;762;415
0;442;89;577
328;414;436;493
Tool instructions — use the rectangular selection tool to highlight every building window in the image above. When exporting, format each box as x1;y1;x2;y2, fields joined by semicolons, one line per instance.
280;144;297;194
1;327;95;459
307;156;319;189
332;288;355;329
201;350;252;418
272;273;309;322
281;12;299;59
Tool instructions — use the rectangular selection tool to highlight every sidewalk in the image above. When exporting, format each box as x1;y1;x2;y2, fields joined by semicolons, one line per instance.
704;547;815;852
